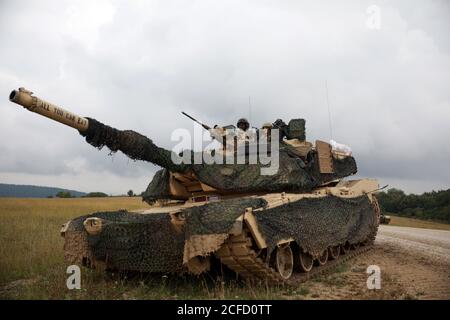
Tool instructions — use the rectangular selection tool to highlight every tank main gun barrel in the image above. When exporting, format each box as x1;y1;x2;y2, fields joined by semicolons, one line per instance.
9;88;89;131
8;87;191;173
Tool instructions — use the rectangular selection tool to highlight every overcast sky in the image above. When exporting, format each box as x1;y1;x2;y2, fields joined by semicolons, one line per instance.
0;0;449;195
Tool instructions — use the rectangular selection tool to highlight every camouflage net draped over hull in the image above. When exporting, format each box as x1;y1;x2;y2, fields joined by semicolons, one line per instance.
255;195;378;257
64;196;377;273
65;198;266;272
66;211;186;272
183;198;268;236
182;195;377;259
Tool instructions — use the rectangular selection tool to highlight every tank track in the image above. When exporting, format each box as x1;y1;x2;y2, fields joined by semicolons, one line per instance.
289;245;372;286
215;195;381;284
215;232;282;283
215;231;374;285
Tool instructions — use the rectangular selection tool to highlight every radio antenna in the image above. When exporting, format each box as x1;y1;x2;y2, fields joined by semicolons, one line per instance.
325;80;333;141
248;96;252;125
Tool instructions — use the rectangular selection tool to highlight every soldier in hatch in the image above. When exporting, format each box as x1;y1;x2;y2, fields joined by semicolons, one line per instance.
235;118;256;144
236;118;250;131
209;118;255;150
260;122;273;143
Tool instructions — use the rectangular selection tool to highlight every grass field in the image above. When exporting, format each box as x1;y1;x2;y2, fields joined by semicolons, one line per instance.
1;197;448;300
387;215;450;231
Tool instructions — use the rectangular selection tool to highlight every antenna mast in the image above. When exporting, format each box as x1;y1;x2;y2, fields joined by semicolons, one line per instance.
248;96;252;125
325;80;333;141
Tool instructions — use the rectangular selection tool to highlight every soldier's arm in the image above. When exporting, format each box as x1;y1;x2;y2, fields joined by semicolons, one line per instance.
208;126;227;142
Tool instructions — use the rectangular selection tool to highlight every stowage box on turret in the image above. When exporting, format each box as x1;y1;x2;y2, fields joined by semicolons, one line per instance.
9;88;380;282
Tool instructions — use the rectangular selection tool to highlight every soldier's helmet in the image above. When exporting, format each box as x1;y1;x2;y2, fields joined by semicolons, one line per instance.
237;118;250;131
262;122;272;129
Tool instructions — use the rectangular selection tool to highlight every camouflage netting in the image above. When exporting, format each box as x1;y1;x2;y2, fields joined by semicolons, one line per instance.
310;154;357;185
182;195;377;259
191;151;356;194
183;197;268;236
254;195;378;257
79;118;190;173
65;197;266;273
66;210;186;272
64;195;377;273
287;119;306;141
79;118;357;204
143;169;171;201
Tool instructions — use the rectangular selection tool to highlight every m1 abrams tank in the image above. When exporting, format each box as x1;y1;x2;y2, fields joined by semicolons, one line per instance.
9;87;381;283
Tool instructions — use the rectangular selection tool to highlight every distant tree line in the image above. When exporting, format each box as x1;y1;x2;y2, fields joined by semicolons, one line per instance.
377;188;450;222
54;191;108;198
53;191;141;198
55;191;72;198
84;192;109;198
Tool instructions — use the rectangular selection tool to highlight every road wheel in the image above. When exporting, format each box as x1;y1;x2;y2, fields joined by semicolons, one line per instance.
298;250;314;272
272;244;294;279
328;245;340;260
341;242;351;254
315;249;329;266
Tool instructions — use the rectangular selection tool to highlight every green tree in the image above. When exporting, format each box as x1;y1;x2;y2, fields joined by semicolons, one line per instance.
84;192;108;198
377;188;450;222
127;190;134;197
56;191;72;198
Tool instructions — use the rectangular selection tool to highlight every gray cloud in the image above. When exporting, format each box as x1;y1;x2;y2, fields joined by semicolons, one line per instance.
0;0;449;194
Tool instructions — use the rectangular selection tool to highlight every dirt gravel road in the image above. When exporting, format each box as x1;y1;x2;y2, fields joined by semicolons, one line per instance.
377;225;450;264
300;225;450;300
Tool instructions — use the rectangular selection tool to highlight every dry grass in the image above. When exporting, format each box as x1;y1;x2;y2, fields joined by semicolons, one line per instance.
388;215;450;231
0;197;145;285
